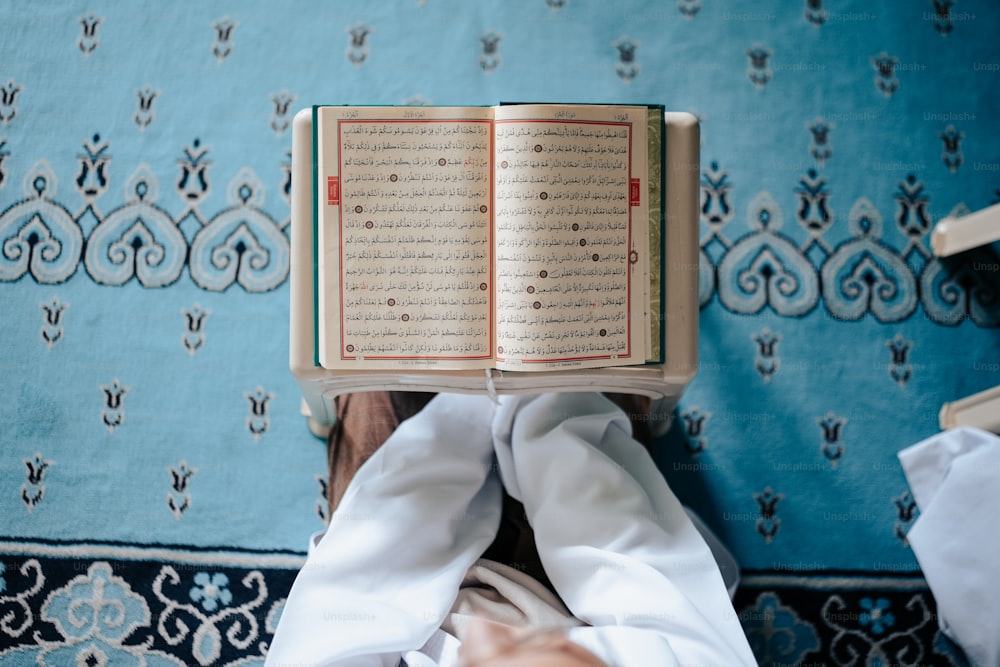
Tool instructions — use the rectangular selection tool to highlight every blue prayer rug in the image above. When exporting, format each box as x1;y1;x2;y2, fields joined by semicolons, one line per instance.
2;2;998;665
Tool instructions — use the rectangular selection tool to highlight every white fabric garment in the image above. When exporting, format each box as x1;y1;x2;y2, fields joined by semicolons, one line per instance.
897;426;1000;667
441;558;582;641
266;392;756;666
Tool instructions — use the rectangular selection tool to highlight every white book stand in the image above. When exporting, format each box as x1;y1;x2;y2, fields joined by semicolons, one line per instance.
289;108;702;437
932;202;1000;433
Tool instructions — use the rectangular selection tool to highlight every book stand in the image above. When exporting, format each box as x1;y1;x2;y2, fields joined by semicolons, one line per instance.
289;108;702;437
932;202;1000;433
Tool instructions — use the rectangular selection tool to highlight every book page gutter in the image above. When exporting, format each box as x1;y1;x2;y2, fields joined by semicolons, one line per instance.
494;115;647;370
328;115;494;368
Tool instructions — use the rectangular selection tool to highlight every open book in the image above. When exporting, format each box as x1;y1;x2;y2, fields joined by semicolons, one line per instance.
313;103;664;372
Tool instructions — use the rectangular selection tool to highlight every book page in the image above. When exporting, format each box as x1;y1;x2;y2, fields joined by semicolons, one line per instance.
315;106;495;369
492;104;649;371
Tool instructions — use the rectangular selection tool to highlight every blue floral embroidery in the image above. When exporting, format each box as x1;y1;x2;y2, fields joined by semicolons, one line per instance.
0;561;6;594
859;597;895;635
17;561;188;666
189;572;233;612
155;565;270;664
716;192;819;317
740;592;820;664
821;198;917;323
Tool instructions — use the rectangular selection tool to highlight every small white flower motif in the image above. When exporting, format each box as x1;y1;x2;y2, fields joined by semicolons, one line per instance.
134;85;159;129
212;16;237;61
1;78;23;125
245;386;275;440
189;572;232;612
78;13;102;55
270;90;297;135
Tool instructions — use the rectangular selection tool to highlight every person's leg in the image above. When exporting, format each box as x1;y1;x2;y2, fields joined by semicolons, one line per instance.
327;391;556;588
603;392;653;455
325;391;654;595
269;393;503;667
327;391;434;515
479;393;652;592
491;393;756;666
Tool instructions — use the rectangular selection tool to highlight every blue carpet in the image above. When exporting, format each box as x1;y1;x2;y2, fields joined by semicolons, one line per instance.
2;1;998;664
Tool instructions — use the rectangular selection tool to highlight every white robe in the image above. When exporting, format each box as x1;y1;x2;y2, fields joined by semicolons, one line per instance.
898;426;1000;667
265;392;756;666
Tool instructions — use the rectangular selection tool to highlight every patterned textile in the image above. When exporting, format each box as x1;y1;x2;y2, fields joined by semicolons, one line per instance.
2;1;998;665
0;554;295;666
